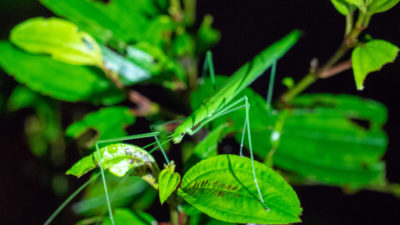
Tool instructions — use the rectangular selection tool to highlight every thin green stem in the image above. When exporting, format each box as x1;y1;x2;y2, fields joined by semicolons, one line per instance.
170;205;179;225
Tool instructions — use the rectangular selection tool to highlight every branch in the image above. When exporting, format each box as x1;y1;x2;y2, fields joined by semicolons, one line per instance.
318;59;352;79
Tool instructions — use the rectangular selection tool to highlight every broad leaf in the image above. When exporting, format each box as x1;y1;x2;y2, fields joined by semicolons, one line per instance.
352;39;399;90
10;17;102;66
0;41;124;105
102;208;156;225
66;106;135;145
172;30;301;143
67;143;159;188
158;163;181;204
367;0;400;14
40;0;162;43
330;0;356;15
178;154;302;224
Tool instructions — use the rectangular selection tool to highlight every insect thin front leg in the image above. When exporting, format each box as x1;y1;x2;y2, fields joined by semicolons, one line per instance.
95;132;170;225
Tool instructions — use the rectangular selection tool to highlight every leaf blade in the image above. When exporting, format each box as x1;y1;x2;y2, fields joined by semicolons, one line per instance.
178;154;302;224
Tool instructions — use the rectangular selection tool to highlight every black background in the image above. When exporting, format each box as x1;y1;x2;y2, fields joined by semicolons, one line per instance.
1;0;400;224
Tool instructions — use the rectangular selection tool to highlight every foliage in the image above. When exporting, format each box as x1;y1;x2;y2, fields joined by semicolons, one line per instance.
0;0;399;225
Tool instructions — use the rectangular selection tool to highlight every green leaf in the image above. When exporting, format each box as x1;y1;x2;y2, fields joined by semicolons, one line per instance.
172;30;301;143
178;154;302;224
196;15;221;54
352;39;399;90
158;163;181;204
330;0;356;15
250;94;388;188
66;143;159;188
143;15;176;48
10;17;102;66
0;41;124;105
66;106;135;145
367;0;400;14
40;0;161;43
102;208;156;225
101;46;152;85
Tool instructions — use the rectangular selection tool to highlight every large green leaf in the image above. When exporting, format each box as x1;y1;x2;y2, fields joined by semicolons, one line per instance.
367;0;400;14
102;208;156;225
10;17;102;66
66;143;159;188
40;0;163;43
172;30;301;143
0;41;124;105
178;154;301;224
66;106;135;146
352;39;399;90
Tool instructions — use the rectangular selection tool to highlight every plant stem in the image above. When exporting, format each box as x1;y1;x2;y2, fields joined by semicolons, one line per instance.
170;204;179;225
280;73;317;103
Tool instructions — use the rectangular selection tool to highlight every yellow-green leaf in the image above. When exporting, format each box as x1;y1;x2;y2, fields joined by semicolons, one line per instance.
352;39;399;90
158;163;181;204
10;17;102;66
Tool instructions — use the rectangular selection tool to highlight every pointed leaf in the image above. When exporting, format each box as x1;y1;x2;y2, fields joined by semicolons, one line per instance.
66;106;135;145
158;163;181;204
178;154;302;224
330;0;356;15
0;41;124;105
10;17;102;66
352;39;399;90
368;0;400;14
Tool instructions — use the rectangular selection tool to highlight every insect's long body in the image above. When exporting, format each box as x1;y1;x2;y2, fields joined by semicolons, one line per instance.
172;30;301;143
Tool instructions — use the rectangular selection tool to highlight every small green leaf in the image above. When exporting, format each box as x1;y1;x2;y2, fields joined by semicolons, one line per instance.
352;40;399;90
102;208;156;225
330;0;356;15
67;143;159;188
367;0;400;14
66;106;135;145
196;15;221;54
345;0;367;10
282;77;295;89
158;162;181;204
10;17;102;66
0;41;124;105
144;15;176;48
178;154;302;224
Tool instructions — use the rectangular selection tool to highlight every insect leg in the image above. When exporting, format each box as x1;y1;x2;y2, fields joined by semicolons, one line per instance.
266;61;277;110
95;131;170;225
201;50;216;91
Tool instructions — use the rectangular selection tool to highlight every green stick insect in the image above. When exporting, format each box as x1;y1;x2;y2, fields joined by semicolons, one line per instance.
45;30;301;225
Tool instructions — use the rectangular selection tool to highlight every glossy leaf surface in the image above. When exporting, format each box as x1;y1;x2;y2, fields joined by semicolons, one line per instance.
352;39;399;90
10;17;102;66
102;208;156;225
158;163;181;204
178;154;302;224
40;0;162;43
67;143;159;187
172;30;301;142
66;106;135;145
0;41;124;105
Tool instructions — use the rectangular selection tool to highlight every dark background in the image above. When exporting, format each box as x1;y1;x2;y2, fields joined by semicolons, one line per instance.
1;0;400;224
